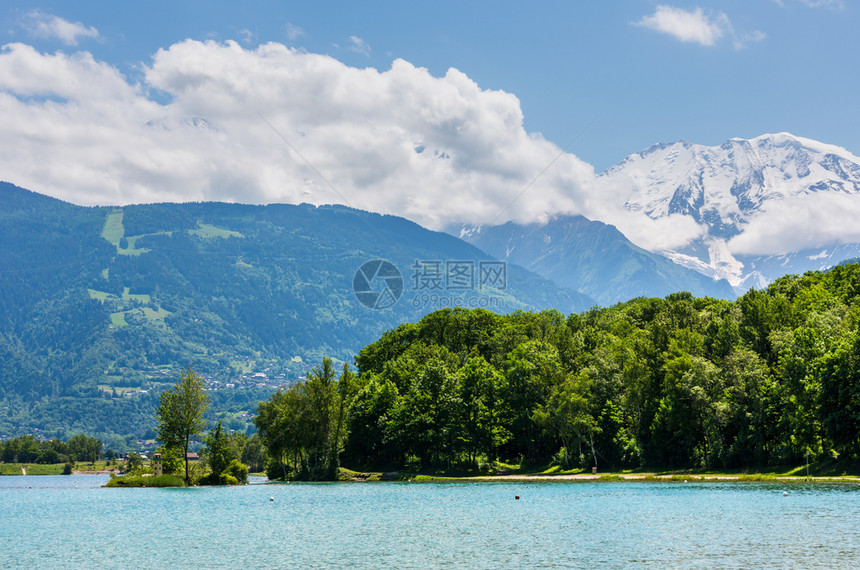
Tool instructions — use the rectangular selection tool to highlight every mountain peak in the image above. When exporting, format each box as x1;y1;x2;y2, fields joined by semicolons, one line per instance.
600;133;860;288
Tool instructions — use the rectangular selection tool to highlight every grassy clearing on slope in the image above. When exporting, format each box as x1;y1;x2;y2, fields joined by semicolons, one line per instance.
119;231;172;255
101;210;124;245
189;223;243;239
87;289;112;302
142;307;171;321
122;287;151;304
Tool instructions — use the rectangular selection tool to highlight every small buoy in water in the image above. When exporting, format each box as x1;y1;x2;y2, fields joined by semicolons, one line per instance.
269;497;274;502
515;495;520;500
783;491;789;496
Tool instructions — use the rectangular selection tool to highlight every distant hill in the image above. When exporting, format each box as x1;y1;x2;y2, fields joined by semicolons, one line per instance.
0;182;592;445
456;215;735;306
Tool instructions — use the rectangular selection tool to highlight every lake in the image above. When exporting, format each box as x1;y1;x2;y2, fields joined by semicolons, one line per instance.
1;475;858;568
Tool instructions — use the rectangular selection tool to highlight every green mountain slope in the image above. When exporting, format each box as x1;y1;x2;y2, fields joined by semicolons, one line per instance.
0;182;593;444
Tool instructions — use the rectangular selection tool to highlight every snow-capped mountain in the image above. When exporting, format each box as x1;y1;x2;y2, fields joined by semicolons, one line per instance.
601;133;860;289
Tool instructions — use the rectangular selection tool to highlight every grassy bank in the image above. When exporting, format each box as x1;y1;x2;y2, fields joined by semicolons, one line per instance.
0;463;65;475
335;459;860;484
0;461;122;475
104;474;186;488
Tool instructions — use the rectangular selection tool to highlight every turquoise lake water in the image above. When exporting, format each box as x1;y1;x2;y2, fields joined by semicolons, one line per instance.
1;475;859;568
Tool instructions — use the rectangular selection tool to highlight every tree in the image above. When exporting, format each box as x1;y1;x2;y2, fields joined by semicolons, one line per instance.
818;332;860;458
156;367;209;484
240;434;267;473
535;372;595;469
155;445;184;475
203;421;232;481
256;358;354;480
66;433;102;464
126;452;144;471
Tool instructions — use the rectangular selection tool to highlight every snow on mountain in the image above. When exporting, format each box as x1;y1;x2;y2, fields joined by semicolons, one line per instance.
600;133;860;289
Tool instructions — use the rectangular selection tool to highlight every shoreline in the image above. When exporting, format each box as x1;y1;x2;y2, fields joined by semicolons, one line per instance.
338;467;860;484
405;473;860;483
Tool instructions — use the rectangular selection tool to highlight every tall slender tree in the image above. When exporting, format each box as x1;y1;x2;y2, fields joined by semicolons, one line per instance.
156;367;209;484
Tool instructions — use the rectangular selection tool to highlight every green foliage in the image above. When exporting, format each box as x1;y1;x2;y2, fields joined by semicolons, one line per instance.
226;459;249;484
203;421;233;478
0;434;100;464
256;358;353;480
156;367;209;484
126;452;144;471
325;270;860;472
104;474;185;488
155;445;184;475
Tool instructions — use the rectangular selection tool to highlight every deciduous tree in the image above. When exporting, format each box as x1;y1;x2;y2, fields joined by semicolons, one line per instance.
156;367;209;484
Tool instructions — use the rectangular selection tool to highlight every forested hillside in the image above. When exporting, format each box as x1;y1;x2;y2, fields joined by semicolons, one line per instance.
0;182;589;445
257;263;860;477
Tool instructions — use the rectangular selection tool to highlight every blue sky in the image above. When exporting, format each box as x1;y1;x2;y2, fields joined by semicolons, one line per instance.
0;1;857;243
2;1;856;170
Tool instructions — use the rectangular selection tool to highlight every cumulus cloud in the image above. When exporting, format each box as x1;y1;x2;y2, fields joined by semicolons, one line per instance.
20;11;100;46
586;172;707;251
634;5;727;46
728;193;860;255
634;5;763;50
4;37;853;260
0;39;604;231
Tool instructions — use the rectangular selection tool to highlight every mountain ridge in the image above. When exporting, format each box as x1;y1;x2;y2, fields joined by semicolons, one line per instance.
600;132;860;288
455;214;735;305
0;181;593;441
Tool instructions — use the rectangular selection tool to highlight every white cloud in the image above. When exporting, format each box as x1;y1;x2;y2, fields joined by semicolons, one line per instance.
728;193;860;255
586;173;707;251
238;29;255;45
799;0;844;8
634;5;727;46
0;39;600;230
286;23;305;41
772;0;844;9
2;38;853;260
21;11;99;46
734;30;766;51
348;36;370;56
634;5;764;51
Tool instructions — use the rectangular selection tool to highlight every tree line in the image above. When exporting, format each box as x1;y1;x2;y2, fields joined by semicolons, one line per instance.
256;264;860;479
0;433;103;464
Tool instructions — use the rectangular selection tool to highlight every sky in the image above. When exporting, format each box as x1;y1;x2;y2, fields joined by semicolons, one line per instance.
0;1;858;252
